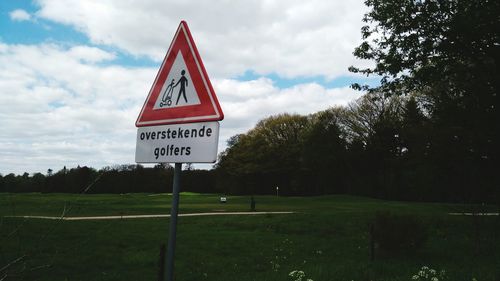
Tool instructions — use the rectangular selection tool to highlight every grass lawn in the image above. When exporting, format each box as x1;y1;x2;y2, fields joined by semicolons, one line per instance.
1;193;499;281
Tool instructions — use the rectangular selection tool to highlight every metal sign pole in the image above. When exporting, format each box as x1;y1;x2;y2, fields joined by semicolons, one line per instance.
166;163;182;281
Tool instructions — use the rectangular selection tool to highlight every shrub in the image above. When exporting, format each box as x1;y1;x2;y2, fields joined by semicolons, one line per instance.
373;212;428;254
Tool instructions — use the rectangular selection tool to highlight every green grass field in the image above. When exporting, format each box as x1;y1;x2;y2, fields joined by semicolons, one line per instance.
1;193;499;281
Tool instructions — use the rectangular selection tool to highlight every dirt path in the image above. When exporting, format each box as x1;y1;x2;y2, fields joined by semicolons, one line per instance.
448;212;498;216
7;211;295;221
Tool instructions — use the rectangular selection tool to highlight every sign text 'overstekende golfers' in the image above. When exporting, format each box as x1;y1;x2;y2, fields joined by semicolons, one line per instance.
135;122;219;163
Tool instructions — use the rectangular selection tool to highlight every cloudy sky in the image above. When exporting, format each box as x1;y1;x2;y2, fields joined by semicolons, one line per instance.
0;0;375;175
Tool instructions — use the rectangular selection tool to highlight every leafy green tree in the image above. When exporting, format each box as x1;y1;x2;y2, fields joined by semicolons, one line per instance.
216;114;310;195
350;0;499;203
2;173;18;192
253;114;309;176
303;108;348;194
400;96;428;156
350;0;498;97
31;172;46;192
397;96;435;200
340;92;404;146
337;92;406;198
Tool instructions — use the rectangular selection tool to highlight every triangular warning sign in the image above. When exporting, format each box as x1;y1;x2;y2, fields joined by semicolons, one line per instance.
136;21;223;127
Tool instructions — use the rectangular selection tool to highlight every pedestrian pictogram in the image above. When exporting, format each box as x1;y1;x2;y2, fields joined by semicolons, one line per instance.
136;21;223;127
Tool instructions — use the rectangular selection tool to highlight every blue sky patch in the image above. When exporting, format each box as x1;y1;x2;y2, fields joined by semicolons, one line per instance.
236;70;380;89
0;1;158;68
0;1;87;45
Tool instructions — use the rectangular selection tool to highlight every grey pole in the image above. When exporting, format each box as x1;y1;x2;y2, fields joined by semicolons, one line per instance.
166;163;182;281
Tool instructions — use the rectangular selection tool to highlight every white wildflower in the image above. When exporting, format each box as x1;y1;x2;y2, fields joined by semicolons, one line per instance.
288;270;307;281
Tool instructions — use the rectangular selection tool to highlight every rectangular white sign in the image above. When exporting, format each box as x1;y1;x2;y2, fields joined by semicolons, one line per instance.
135;122;219;163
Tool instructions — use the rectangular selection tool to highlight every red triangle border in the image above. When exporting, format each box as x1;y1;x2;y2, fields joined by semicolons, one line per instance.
136;21;224;127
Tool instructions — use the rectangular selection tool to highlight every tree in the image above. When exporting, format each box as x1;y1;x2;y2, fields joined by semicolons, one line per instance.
400;96;428;158
339;92;404;146
32;172;46;192
334;92;409;198
302;108;348;194
216;114;310;195
2;174;18;192
350;0;498;97
350;0;499;203
397;96;435;200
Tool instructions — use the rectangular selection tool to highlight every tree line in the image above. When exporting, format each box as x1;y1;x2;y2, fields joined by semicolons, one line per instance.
1;88;496;203
215;93;496;203
0;164;216;194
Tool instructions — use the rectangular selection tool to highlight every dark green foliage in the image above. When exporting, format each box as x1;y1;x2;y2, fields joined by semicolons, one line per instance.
349;0;499;204
1;165;217;194
302;108;348;194
216;113;311;195
350;0;499;98
373;212;428;254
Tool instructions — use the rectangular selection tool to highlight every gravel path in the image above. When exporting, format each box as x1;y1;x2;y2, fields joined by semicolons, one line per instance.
7;211;295;221
448;212;498;216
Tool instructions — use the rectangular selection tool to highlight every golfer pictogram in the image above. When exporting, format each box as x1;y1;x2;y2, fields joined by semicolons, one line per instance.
159;69;190;108
153;51;201;110
175;70;188;105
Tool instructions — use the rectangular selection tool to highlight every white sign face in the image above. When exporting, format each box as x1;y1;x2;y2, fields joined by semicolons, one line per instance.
152;51;201;110
135;122;219;163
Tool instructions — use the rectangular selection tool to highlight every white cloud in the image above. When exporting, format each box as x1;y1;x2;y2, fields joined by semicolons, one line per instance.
0;42;362;175
67;46;116;63
0;43;153;174
9;9;32;22
34;0;371;79
214;78;362;152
